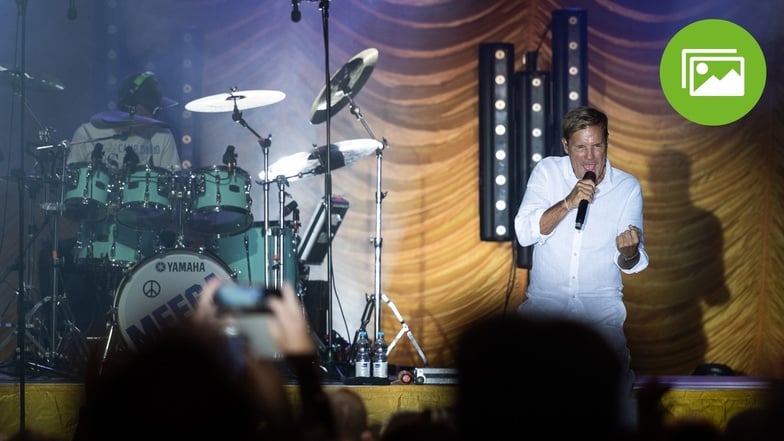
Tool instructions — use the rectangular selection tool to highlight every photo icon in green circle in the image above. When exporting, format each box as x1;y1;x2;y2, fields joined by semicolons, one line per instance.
660;19;766;126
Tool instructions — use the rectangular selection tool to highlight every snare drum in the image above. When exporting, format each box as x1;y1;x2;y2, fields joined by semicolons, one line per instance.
113;248;232;350
74;216;160;268
190;165;253;235
117;165;174;230
207;221;298;286
63;161;113;222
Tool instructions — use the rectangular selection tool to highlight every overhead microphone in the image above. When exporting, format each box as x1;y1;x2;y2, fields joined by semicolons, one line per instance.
123;146;140;170
283;200;298;217
291;0;302;22
222;145;237;171
575;171;596;230
91;143;104;163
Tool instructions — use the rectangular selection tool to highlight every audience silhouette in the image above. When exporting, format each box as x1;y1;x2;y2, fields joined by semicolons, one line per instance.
326;387;375;441
70;279;335;441
454;313;630;440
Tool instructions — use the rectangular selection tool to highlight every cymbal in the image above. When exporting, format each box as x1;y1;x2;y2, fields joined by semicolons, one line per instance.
0;65;65;92
90;110;169;128
185;90;286;113
309;48;378;125
258;138;382;182
0;174;62;186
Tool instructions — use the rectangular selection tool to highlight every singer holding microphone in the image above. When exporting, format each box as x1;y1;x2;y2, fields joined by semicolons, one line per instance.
513;106;648;433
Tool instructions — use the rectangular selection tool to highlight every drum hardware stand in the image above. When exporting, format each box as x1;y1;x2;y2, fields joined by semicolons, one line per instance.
343;89;428;365
352;293;428;366
168;167;193;248
0;145;88;378
228;94;277;286
39;142;89;375
269;175;296;289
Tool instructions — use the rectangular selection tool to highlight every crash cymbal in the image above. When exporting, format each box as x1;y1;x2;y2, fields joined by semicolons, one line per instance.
185;89;286;113
258;138;382;182
90;110;169;128
0;64;65;92
309;48;378;125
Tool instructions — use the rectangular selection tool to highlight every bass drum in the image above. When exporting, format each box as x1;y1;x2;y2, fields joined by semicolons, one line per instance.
113;248;232;350
206;221;299;287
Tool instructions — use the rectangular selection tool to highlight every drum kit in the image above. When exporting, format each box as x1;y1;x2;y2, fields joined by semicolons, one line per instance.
1;50;388;377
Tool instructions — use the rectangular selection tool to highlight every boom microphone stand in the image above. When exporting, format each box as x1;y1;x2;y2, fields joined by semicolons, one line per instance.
317;0;339;378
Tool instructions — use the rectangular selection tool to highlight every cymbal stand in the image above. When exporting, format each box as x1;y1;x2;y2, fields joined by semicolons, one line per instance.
271;175;292;289
48;144;89;366
230;97;274;285
0;193;50;359
346;94;427;364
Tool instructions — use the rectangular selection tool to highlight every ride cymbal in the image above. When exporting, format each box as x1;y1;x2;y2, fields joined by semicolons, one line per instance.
309;48;378;125
185;89;286;113
258;138;382;182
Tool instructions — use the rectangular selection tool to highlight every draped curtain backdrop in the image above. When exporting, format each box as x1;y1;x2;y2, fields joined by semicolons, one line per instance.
0;0;781;377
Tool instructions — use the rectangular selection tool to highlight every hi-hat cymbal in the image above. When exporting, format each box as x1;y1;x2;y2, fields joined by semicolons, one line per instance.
0;174;62;186
258;138;382;182
0;64;65;92
90;110;169;128
185;90;286;113
309;48;378;125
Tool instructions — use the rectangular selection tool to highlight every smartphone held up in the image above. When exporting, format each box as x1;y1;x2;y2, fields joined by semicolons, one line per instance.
214;282;282;360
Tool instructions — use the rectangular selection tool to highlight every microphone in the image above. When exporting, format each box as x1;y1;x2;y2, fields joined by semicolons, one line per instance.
67;0;77;20
283;200;298;217
222;145;237;171
575;171;596;230
291;0;301;22
91;143;104;163
123;146;140;170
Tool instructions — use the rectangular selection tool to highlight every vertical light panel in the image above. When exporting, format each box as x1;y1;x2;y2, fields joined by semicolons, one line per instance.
512;64;551;269
174;28;204;167
95;1;129;111
478;43;515;242
550;8;587;157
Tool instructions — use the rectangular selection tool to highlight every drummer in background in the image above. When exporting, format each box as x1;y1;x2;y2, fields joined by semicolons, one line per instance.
67;71;184;172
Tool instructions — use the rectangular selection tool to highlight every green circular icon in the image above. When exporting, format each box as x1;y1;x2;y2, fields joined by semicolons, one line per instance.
660;19;766;126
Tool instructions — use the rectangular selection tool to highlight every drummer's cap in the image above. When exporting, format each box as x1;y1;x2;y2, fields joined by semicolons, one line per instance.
117;71;178;117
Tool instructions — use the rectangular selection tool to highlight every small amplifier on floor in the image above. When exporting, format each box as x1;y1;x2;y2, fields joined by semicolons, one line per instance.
414;368;458;385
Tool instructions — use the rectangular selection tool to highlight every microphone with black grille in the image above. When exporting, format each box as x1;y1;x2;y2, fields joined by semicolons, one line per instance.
123;146;140;170
222;145;237;172
575;171;596;230
91;143;104;163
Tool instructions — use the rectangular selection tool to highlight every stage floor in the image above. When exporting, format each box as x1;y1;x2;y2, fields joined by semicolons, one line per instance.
0;370;771;440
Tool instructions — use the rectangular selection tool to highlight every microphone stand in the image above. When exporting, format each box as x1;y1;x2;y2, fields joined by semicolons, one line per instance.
13;0;30;430
316;0;343;380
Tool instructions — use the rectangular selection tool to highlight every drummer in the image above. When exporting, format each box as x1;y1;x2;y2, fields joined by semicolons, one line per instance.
67;71;184;173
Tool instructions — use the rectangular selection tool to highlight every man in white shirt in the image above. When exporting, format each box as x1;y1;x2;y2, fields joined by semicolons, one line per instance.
514;106;648;433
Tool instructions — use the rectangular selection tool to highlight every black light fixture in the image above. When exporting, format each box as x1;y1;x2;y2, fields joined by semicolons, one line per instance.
478;43;515;242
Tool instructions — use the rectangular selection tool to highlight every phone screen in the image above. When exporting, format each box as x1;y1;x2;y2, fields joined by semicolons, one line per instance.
215;283;280;313
215;283;282;360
